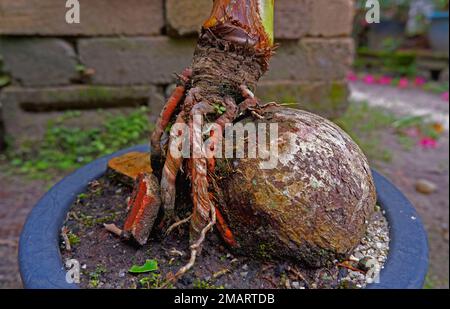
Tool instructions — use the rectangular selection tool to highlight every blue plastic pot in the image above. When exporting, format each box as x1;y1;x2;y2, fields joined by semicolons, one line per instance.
18;145;429;289
428;11;449;54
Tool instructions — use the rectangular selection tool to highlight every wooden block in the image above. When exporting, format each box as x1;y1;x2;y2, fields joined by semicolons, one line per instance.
108;152;152;180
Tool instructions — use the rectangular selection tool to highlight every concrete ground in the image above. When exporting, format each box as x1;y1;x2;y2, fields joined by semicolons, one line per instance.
0;173;54;288
0;83;448;288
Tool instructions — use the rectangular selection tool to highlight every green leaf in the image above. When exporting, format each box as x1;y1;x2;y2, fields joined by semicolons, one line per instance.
11;158;23;166
128;259;158;274
0;75;11;87
259;0;274;45
75;64;86;73
392;115;426;129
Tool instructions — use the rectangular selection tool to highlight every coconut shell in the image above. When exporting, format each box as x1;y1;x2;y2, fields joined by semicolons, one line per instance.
215;108;376;267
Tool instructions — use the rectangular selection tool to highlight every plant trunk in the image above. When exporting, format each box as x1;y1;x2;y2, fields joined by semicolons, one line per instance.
190;0;275;104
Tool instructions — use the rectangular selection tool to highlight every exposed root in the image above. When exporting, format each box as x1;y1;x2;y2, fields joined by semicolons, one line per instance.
214;207;237;247
259;101;281;110
165;214;192;236
151;68;191;172
163;205;217;287
213;268;231;279
168;248;185;257
336;261;366;274
160;111;187;219
61;227;71;251
160;87;199;224
104;223;129;240
246;101;280;120
249;109;264;119
288;266;311;288
190;101;216;238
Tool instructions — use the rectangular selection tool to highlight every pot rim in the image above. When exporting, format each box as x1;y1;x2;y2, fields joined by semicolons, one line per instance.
18;145;429;289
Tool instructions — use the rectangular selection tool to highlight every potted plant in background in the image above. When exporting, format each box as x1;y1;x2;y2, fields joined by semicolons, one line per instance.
363;0;411;50
427;0;449;54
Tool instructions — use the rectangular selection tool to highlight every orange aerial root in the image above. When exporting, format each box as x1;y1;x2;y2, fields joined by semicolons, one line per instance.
162;86;184;127
150;69;191;163
215;203;237;247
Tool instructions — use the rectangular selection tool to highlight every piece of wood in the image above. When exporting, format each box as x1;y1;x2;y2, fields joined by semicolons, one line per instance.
108;152;152;180
124;173;161;245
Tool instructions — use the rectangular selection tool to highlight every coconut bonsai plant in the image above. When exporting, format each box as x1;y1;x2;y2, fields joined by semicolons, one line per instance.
99;0;376;283
19;0;429;289
361;0;410;50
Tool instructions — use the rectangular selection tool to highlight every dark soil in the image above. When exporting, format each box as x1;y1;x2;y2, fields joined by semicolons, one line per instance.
61;172;377;289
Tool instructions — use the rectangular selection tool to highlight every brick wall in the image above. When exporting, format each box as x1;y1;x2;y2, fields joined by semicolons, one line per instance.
0;0;355;148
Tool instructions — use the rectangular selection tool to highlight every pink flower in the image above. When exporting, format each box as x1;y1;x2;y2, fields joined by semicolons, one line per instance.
419;137;438;149
378;76;392;86
347;72;358;82
363;75;376;85
414;77;426;87
442;92;449;101
398;78;409;89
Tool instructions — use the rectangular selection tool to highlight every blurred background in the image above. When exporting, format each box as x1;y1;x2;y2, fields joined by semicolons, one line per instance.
0;0;448;288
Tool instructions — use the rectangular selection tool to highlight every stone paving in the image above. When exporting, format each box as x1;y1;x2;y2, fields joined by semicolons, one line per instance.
350;82;449;130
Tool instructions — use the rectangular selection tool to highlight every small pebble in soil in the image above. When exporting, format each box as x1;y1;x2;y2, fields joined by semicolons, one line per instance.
415;179;438;195
119;269;126;278
338;211;390;288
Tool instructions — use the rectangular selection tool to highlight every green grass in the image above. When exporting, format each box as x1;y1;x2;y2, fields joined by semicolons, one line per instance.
423;274;448;289
355;47;417;77
335;101;444;165
193;279;224;289
6;107;153;179
0;55;11;88
67;231;81;247
139;273;173;289
335;101;397;163
88;265;107;288
423;82;449;95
